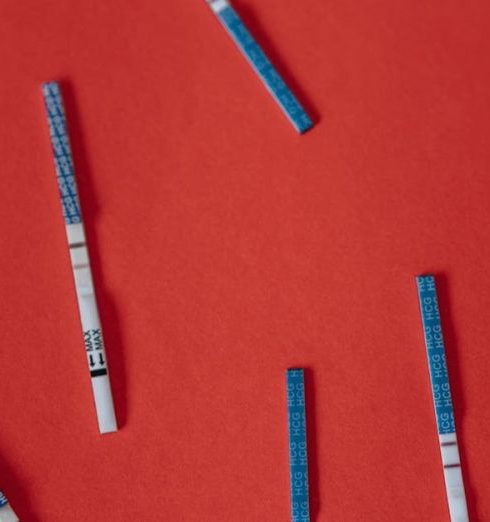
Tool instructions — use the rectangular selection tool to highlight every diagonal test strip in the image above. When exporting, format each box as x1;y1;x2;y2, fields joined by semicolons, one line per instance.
286;368;310;522
0;491;18;522
42;81;117;435
206;0;313;134
416;275;469;522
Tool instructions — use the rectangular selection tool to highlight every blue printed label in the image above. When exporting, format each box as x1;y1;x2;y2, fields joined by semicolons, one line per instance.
0;490;8;507
286;369;310;522
218;6;313;134
42;82;82;225
416;275;456;434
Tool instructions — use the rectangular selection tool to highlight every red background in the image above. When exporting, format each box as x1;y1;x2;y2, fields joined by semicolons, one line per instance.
1;1;490;520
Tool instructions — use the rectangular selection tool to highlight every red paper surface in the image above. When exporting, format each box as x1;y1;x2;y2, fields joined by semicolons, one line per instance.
1;1;490;520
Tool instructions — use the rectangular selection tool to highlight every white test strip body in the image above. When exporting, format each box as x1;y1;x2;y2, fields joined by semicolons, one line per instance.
67;222;118;434
416;275;468;522
42;82;117;434
0;504;18;522
439;432;468;521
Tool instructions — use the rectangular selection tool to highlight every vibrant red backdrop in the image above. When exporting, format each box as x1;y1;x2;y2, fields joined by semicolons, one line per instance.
1;1;490;520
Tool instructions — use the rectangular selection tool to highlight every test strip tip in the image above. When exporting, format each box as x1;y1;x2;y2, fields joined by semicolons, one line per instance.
207;0;229;13
416;273;433;279
100;425;118;435
0;504;19;522
41;80;60;94
99;412;118;434
296;118;315;135
92;376;118;434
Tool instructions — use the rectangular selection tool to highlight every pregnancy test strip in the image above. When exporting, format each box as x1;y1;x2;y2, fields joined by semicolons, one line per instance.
0;491;18;522
416;275;468;522
207;0;313;134
286;369;310;522
42;81;117;435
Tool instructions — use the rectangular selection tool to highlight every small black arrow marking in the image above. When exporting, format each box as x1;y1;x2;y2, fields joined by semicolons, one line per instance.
99;353;105;366
89;354;95;367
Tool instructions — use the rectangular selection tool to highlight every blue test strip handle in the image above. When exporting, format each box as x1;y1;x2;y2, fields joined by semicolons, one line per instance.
416;275;456;434
208;0;313;134
286;368;310;522
42;82;82;225
416;275;469;522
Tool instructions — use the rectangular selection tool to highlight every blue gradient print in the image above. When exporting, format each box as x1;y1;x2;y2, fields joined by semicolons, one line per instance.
416;275;456;435
42;82;82;225
218;5;313;133
286;368;310;522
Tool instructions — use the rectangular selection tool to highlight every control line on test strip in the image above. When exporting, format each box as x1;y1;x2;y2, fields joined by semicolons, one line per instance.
42;82;117;435
416;275;469;522
0;490;19;522
206;0;313;134
286;368;310;522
